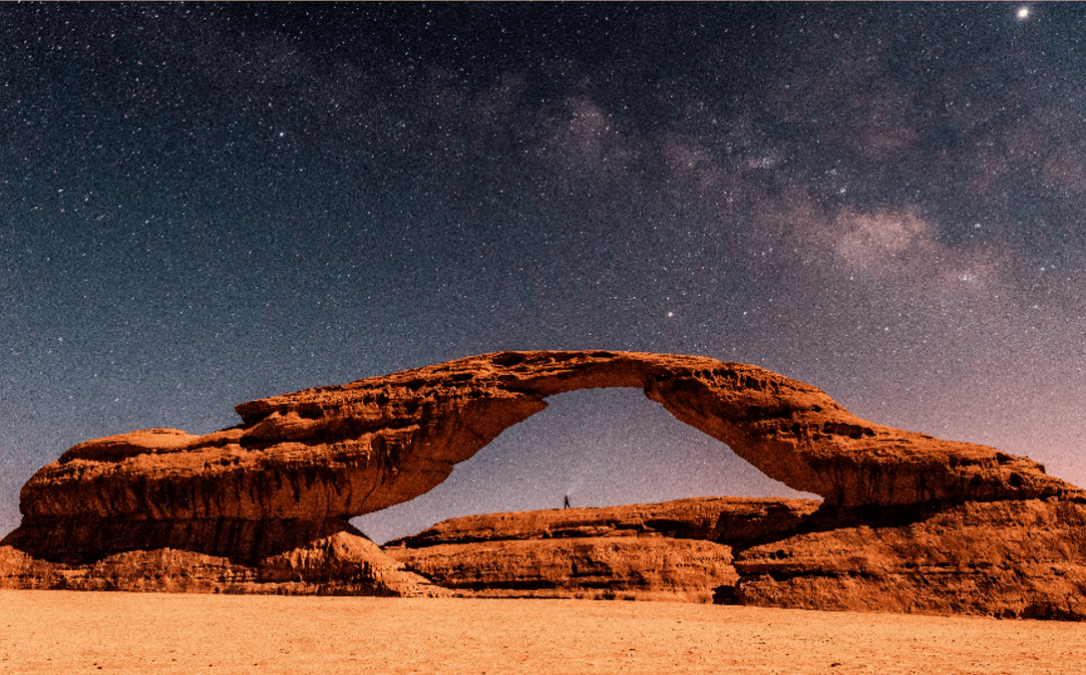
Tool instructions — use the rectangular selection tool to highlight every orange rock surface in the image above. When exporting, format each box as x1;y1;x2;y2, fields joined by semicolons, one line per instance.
388;497;820;549
9;351;1080;564
0;532;444;597
385;498;818;602
385;496;1086;619
733;498;1086;620
390;536;738;603
3;350;1085;619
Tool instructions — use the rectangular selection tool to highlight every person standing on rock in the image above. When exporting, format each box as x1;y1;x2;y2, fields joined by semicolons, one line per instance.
563;495;570;509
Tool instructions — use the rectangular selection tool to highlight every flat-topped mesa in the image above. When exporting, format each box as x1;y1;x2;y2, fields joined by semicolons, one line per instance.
9;350;1082;564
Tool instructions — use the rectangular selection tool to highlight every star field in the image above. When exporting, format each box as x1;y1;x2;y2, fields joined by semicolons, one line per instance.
3;3;1086;542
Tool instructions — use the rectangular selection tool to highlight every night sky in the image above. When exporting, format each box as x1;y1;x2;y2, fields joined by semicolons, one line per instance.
4;3;1086;544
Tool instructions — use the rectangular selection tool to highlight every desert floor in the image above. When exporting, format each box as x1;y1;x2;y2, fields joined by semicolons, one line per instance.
3;591;1085;674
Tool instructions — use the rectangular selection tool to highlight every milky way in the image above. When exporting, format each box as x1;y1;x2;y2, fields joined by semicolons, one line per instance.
3;3;1085;542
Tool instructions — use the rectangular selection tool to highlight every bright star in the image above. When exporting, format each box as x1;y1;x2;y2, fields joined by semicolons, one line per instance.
1017;6;1029;19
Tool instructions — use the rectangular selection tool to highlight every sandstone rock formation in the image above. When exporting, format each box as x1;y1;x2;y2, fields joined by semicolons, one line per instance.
385;498;818;602
3;350;1085;618
384;496;1086;619
732;498;1086;620
391;536;737;603
387;497;820;549
7;350;1080;566
0;532;446;597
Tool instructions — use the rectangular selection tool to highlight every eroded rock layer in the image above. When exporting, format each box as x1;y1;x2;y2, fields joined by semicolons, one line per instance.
2;515;360;566
0;532;446;597
389;537;738;603
385;498;819;602
733;499;1086;620
383;497;1086;618
388;497;821;549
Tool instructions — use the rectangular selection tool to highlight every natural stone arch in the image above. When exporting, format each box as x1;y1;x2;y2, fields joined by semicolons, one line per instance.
353;384;809;544
9;351;1077;564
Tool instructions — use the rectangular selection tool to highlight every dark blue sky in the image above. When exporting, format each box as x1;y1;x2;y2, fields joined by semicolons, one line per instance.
4;3;1085;543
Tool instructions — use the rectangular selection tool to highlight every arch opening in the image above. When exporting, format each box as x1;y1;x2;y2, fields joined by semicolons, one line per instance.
353;387;819;544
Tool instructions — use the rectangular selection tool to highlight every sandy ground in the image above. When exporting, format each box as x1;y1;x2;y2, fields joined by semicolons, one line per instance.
2;591;1085;675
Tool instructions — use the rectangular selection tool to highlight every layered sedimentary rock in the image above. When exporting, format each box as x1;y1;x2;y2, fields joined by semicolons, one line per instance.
733;498;1086;620
0;532;446;597
384;496;1086;618
390;537;737;603
8;351;1080;565
389;497;821;549
385;498;818;602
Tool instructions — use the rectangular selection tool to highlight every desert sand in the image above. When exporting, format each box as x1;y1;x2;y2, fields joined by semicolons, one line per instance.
2;591;1085;674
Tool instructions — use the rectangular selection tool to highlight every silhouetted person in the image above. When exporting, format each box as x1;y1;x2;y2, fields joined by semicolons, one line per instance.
563;495;570;509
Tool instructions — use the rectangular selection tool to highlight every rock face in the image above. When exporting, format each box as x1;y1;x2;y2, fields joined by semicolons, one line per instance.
0;532;446;597
384;496;1086;617
732;499;1086;620
391;537;737;603
385;498;818;602
387;497;821;549
3;350;1085;618
7;350;1080;565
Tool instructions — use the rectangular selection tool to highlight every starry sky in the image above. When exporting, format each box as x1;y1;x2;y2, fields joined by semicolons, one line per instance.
3;3;1086;544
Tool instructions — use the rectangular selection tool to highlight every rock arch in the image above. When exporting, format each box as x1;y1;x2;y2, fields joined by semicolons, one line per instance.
7;350;1078;564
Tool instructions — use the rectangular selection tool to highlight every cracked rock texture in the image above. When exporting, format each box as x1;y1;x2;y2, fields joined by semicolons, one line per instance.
388;536;737;603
